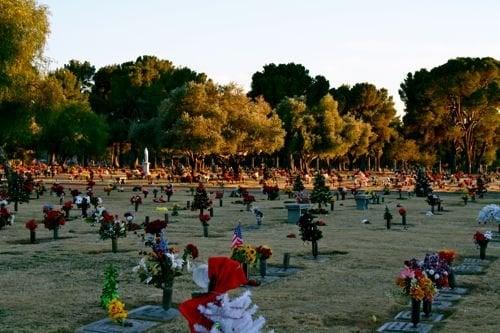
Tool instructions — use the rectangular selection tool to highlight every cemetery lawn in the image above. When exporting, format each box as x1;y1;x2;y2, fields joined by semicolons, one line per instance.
0;185;499;333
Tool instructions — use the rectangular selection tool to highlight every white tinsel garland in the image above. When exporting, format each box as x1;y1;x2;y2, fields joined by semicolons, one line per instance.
194;291;271;333
477;204;500;224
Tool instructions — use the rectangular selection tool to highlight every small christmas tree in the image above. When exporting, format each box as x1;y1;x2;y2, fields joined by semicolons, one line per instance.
310;173;332;209
192;183;211;214
415;168;432;197
7;172;31;211
292;175;305;192
297;212;323;258
100;265;119;309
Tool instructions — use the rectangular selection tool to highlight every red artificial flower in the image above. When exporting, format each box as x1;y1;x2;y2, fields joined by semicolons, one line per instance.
398;207;407;216
87;180;95;188
102;212;114;223
145;219;167;234
186;243;199;259
63;201;73;211
25;219;38;231
438;249;457;264
199;213;211;223
243;194;255;204
473;231;486;242
215;191;223;199
43;210;65;229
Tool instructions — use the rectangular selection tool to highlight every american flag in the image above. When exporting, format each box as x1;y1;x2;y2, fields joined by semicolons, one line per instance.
231;224;243;248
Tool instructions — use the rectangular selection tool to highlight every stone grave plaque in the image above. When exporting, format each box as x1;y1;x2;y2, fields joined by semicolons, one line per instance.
453;264;483;274
407;300;452;311
377;321;433;333
395;310;443;323
128;305;179;322
461;258;489;266
435;293;462;302
76;318;161;333
246;275;280;286
439;287;468;295
266;266;301;277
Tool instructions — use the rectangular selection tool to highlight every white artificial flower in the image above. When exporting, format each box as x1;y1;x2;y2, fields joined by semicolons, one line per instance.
166;252;184;269
145;276;152;284
477;204;500;224
429;269;435;275
484;231;493;240
434;274;440;280
133;257;147;272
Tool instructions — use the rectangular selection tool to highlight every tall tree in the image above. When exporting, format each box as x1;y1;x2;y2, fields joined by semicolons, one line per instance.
331;83;397;170
400;57;500;172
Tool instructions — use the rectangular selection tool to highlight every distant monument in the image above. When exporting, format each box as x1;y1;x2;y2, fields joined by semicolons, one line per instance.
143;148;150;176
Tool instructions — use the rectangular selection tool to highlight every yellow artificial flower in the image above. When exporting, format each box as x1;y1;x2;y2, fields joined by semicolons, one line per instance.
107;299;128;324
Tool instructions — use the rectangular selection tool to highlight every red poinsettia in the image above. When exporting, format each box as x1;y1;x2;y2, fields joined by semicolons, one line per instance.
199;213;211;225
185;243;199;259
145;219;167;234
399;207;407;216
43;210;65;230
25;219;38;231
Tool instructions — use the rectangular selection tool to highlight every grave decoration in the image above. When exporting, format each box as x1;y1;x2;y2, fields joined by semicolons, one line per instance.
473;231;492;260
297;212;323;259
0;203;14;229
98;211;126;253
51;183;65;198
62;201;73;219
477;204;500;232
256;245;272;278
124;212;141;231
103;184;115;196
293;174;305;193
438;249;458;288
426;193;441;213
243;192;255;211
100;265;120;309
7;171;31;211
25;219;38;243
142;188;149;198
262;183;280;200
415;168;432;197
87;180;96;190
476;177;487;198
130;195;142;212
422;252;451;289
166;183;174;201
251;207;264;226
43;208;65;240
133;222;195;312
192;183;211;214
399;207;407;227
231;244;257;279
107;298;128;326
199;213;211;237
179;257;248;332
310;173;332;214
384;206;393;230
395;259;437;327
461;189;469;205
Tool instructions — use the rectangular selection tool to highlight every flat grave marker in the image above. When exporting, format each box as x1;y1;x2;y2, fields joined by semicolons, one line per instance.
377;321;433;333
395;310;443;323
76;318;161;333
128;305;179;322
439;287;468;295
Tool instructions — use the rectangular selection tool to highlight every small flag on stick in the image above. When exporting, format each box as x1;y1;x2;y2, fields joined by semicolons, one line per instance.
231;223;243;248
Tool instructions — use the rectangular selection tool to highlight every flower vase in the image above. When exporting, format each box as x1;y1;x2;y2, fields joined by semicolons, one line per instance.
53;225;59;240
242;263;249;280
64;210;69;219
402;215;406;226
30;231;36;244
134;202;139;212
312;240;319;258
386;218;391;230
479;243;487;260
162;286;173;310
422;299;432;317
219;198;223;207
411;298;421;327
259;259;267;278
448;269;456;289
112;238;118;253
203;224;208;237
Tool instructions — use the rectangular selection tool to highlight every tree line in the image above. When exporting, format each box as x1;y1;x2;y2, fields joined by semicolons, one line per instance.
1;0;498;173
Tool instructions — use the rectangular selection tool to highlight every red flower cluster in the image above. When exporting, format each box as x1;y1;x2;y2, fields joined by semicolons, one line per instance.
185;243;199;259
145;219;167;234
62;201;73;211
215;191;223;199
438;249;457;264
0;207;10;218
25;219;38;231
87;180;95;188
199;213;211;225
256;245;272;260
43;210;65;230
398;207;407;216
473;231;490;245
51;184;65;197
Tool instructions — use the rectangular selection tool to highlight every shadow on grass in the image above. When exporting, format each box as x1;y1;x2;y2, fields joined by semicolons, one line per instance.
6;236;77;245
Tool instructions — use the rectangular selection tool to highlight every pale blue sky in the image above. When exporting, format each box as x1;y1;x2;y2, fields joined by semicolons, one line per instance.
41;0;500;114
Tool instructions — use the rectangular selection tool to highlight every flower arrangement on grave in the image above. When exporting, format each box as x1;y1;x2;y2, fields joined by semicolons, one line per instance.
398;207;407;227
297;212;323;259
133;232;194;310
438;249;458;288
384;206;393;230
130;195;142;212
262;183;280;200
295;191;310;204
473;231;492;260
192;183;211;214
87;180;96;189
422;252;451;288
0;204;14;229
415;168;432;197
310;173;332;213
145;219;168;235
142;188;149;198
242;193;255;205
25;219;38;243
283;186;293;198
477;204;500;232
100;265;119;309
231;244;257;279
43;209;65;239
62;201;73;219
51;183;65;197
199;213;211;237
215;190;224;199
256;245;272;278
90;196;102;210
183;243;199;261
99;211;126;253
395;260;437;326
107;298;128;325
383;185;391;195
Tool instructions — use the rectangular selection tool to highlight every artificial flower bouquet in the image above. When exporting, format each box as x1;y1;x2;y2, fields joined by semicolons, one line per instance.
99;211;126;240
473;230;492;247
231;245;257;265
255;245;272;261
199;213;211;226
43;210;65;230
395;259;436;301
0;205;14;229
422;252;451;288
438;249;457;265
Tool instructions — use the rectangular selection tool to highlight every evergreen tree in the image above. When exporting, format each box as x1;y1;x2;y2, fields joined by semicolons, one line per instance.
310;173;332;209
414;168;432;197
100;265;119;309
292;175;305;192
192;183;211;213
7;171;31;211
297;212;323;258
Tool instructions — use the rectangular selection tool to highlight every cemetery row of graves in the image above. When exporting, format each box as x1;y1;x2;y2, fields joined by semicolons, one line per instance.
0;168;499;332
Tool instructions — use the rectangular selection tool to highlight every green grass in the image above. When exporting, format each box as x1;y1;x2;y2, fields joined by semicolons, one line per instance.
0;184;499;332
